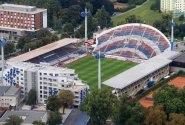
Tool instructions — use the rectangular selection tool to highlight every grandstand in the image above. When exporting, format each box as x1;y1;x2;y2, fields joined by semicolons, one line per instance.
93;23;171;62
9;38;87;66
103;51;180;97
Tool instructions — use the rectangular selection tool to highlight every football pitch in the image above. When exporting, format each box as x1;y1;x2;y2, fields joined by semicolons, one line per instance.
67;56;137;91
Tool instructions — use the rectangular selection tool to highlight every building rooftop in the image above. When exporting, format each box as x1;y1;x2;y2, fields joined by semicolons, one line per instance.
4;86;20;96
9;38;79;62
0;4;46;14
173;53;185;63
0;110;47;124
0;86;20;96
63;109;89;125
6;61;75;74
103;51;181;89
0;86;9;96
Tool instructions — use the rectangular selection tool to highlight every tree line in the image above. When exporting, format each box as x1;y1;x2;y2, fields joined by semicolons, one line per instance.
80;86;185;125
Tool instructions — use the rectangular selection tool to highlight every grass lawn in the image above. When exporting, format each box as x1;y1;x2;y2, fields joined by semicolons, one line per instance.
112;0;163;26
67;56;137;91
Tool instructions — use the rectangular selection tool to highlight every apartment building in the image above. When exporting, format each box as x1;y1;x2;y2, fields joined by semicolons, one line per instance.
3;62;89;106
0;86;21;109
160;0;185;17
0;4;47;41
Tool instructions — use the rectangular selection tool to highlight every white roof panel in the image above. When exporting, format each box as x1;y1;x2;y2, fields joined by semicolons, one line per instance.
9;38;79;62
103;51;180;89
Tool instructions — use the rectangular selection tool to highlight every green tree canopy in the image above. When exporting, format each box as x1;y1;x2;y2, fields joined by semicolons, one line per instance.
154;86;185;115
80;89;117;125
58;90;74;114
4;42;15;56
47;111;62;125
26;89;37;106
95;6;111;29
32;120;47;125
5;115;23;125
46;95;60;112
125;15;143;23
112;96;144;125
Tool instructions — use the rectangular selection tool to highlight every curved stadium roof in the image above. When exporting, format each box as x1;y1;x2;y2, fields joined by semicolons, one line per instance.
93;23;171;60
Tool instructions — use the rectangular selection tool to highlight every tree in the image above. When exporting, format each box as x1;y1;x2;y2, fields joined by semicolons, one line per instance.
154;86;185;115
144;107;167;125
47;111;62;125
150;0;160;10
5;115;23;125
112;96;144;125
58;90;74;114
17;35;31;50
125;15;142;23
166;113;185;125
46;95;60;112
179;15;185;21
32;120;47;125
94;6;111;29
80;89;117;125
4;42;15;55
165;98;185;114
36;28;51;39
63;23;74;35
26;89;37;105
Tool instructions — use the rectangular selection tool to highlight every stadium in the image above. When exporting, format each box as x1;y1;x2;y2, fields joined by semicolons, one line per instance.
7;23;182;96
93;23;171;63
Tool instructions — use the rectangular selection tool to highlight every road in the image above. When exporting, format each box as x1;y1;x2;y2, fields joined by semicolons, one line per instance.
111;0;149;19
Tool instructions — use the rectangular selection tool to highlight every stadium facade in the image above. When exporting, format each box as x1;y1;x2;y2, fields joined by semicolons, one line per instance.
9;38;87;66
93;23;171;63
93;23;181;97
103;51;180;97
3;61;89;106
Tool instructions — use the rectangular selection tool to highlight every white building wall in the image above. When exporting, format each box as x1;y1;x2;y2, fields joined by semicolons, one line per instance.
0;92;20;108
161;0;185;16
3;62;89;106
42;11;47;28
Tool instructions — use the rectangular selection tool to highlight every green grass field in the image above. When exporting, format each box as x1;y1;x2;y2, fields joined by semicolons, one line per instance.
112;0;162;26
67;56;137;91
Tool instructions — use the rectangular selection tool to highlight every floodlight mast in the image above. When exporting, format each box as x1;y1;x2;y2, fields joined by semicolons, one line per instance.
171;19;175;51
85;8;88;52
98;50;101;89
96;50;105;89
81;8;91;52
